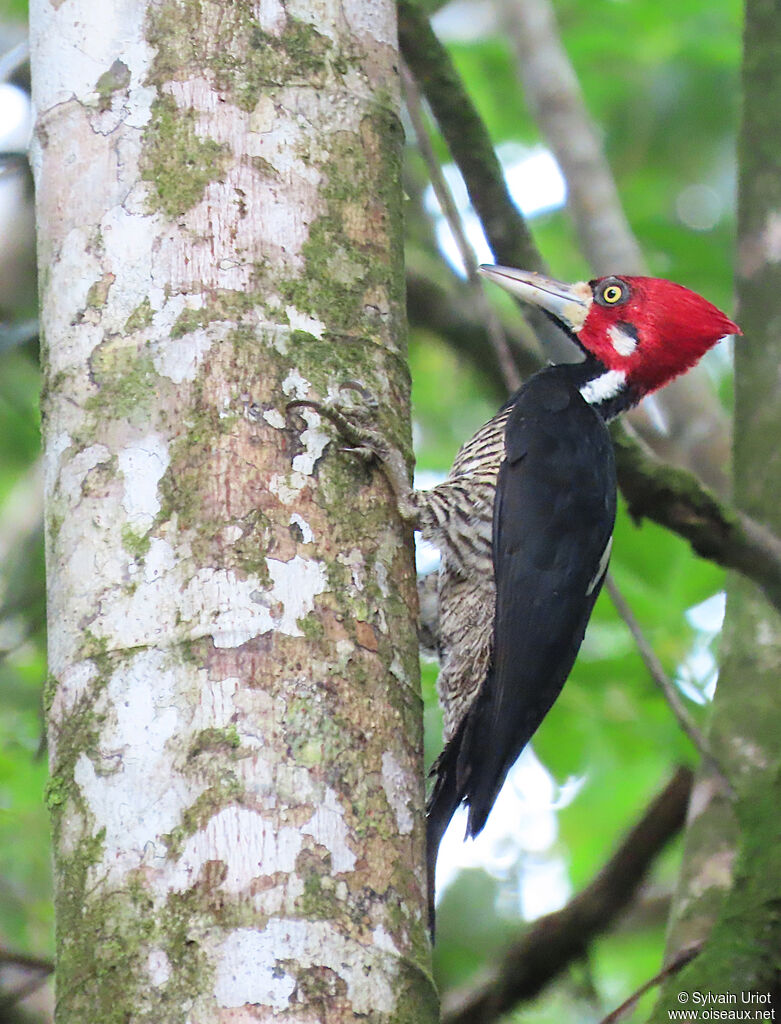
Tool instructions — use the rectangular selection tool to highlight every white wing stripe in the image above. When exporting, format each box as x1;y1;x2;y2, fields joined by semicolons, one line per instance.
586;535;613;595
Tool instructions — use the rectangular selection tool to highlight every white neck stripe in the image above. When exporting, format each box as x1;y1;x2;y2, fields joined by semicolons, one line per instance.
580;369;627;406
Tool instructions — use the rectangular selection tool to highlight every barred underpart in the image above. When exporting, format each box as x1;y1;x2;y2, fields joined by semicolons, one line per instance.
412;407;510;741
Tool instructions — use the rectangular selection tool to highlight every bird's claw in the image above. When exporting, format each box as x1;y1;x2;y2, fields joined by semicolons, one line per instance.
338;381;380;411
286;384;417;526
339;443;379;462
285;387;386;461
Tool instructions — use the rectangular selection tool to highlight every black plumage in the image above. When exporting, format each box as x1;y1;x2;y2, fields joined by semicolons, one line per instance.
425;363;616;928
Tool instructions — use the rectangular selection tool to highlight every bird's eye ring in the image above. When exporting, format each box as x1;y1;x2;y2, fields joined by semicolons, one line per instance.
591;277;630;307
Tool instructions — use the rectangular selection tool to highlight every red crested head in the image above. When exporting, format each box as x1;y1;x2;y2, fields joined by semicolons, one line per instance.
478;266;740;402
576;276;740;396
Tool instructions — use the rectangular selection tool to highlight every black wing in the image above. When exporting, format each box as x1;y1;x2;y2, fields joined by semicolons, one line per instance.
427;367;617;907
426;369;615;931
462;369;616;835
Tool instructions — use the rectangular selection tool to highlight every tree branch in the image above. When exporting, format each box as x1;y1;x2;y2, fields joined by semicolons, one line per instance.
442;767;694;1024
398;0;543;275
400;60;522;391
399;0;597;365
500;0;644;276
0;948;53;974
406;267;542;390
598;943;701;1024
611;421;781;614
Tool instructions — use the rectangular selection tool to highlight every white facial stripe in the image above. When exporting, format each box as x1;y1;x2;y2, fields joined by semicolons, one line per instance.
586;536;613;596
580;369;627;406
608;323;638;357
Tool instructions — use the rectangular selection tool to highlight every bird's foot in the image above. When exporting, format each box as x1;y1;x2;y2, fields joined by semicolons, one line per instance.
286;383;419;525
287;382;387;461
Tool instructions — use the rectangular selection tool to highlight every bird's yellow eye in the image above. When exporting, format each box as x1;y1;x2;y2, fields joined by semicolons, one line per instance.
602;283;623;304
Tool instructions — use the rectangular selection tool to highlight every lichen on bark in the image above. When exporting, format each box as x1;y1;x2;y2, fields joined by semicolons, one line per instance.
31;0;435;1018
651;0;781;1013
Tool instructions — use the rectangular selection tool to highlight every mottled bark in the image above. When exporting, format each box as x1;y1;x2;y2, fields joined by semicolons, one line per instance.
652;0;781;1014
31;0;435;1020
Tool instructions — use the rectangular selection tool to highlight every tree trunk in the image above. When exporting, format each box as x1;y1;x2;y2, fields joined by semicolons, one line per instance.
30;0;436;1019
652;0;781;1013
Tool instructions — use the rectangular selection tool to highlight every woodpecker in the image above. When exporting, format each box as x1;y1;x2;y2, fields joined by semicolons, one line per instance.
293;267;739;934
424;267;738;925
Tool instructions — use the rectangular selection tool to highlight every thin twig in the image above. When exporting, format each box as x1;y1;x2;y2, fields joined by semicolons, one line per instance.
0;945;53;1009
0;40;29;83
400;61;525;392
0;972;52;1010
597;943;702;1024
0;152;28;180
0;948;53;974
604;573;732;790
406;268;542;389
0;317;38;353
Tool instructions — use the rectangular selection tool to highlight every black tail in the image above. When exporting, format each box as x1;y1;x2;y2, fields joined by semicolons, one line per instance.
425;700;516;938
425;730;466;939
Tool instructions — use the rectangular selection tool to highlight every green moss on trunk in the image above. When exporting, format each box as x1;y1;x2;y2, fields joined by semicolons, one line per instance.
653;0;781;1012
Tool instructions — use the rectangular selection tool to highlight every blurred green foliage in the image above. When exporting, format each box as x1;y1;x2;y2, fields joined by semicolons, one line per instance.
0;0;52;982
0;0;740;1019
445;0;741;305
407;0;739;1016
0;342;51;966
0;0;27;23
411;318;723;1020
